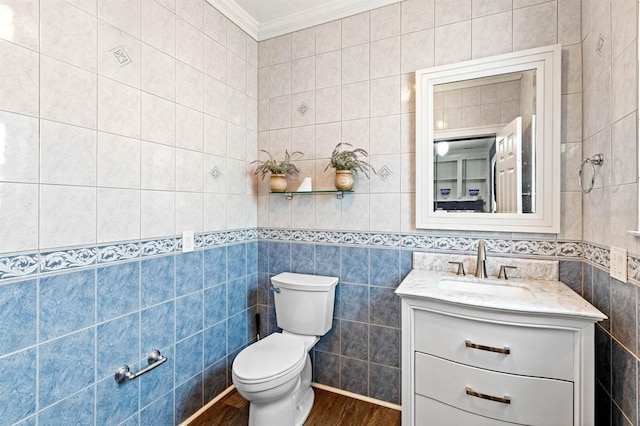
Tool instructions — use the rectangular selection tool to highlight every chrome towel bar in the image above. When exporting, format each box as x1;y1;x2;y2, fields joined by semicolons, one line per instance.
114;349;167;383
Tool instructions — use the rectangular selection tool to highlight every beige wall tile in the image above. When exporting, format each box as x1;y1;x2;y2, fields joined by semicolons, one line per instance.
402;0;435;33
558;0;581;45
0;183;38;252
611;41;637;123
611;0;637;59
292;27;316;60
435;0;471;26
370;36;401;79
316;20;342;54
513;2;558;51
342;44;370;84
342;12;370;48
611;112;637;186
472;0;511;17
0;0;40;50
370;3;401;41
401;29;434;73
471;11;512;59
435;21;471;66
292;56;316;94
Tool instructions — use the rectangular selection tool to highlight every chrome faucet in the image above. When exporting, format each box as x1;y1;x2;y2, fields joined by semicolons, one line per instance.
475;240;488;278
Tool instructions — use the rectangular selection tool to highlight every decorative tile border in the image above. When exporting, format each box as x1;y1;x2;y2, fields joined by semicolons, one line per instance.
628;255;640;283
0;229;258;282
1;227;622;283
41;247;98;273
258;228;584;259
97;242;143;264
558;241;583;258
584;243;610;270
0;253;39;280
583;242;640;285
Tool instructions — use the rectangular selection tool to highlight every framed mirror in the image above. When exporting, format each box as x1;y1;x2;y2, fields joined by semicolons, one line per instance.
416;45;561;233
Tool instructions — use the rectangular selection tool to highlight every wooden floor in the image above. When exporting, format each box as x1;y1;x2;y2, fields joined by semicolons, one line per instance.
188;387;401;426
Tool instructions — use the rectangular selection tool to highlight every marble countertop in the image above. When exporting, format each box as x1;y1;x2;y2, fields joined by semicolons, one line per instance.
396;269;607;321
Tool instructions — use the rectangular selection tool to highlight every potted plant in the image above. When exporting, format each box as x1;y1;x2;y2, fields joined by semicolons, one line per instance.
252;149;303;192
325;143;375;190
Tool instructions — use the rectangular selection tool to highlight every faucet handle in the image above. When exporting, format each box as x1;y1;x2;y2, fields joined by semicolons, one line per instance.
498;265;517;280
449;261;466;276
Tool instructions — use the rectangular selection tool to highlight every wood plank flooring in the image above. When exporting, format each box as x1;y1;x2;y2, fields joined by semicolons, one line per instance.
188;387;401;426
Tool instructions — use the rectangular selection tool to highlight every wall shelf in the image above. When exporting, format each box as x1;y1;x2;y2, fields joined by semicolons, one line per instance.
270;190;353;200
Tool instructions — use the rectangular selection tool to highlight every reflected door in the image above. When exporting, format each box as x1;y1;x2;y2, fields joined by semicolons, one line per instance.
495;117;522;213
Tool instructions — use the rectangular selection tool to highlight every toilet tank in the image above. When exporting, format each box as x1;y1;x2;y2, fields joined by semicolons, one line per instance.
271;272;339;336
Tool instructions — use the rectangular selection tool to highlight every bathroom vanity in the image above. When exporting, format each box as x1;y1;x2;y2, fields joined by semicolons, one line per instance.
396;255;606;425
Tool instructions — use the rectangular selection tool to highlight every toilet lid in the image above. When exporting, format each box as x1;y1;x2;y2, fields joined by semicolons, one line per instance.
233;333;305;382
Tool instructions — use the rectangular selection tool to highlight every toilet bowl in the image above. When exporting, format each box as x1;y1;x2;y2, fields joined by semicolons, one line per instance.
231;272;338;426
232;333;315;426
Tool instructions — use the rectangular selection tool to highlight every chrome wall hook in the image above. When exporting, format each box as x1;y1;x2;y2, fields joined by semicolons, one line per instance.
579;153;604;194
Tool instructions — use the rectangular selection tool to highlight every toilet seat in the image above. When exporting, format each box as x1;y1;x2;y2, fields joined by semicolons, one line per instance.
233;333;306;385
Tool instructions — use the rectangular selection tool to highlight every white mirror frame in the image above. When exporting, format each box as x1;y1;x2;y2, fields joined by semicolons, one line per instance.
416;44;561;233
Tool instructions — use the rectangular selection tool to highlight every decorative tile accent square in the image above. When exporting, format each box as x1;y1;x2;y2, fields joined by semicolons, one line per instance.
297;102;310;116
377;165;393;181
596;34;605;56
110;46;132;66
209;167;222;180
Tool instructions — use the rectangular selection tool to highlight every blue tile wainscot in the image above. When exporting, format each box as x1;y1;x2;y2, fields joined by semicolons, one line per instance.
0;230;257;426
3;228;637;425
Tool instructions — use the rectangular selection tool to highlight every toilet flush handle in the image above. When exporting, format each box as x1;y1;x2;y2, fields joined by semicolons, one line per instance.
270;286;281;293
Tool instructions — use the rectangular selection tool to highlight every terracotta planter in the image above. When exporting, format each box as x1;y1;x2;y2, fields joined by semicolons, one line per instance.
334;170;355;191
270;174;288;192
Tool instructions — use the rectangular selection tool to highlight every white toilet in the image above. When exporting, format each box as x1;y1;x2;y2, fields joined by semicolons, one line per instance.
232;272;339;426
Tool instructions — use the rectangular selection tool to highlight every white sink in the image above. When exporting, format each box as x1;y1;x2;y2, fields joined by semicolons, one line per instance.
438;277;535;299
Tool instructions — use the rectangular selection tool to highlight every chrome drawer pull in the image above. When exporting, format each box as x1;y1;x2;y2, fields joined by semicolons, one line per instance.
465;387;511;404
465;340;510;355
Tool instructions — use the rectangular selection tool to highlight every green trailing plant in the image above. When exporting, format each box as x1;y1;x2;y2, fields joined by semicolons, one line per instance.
252;149;303;180
325;143;376;178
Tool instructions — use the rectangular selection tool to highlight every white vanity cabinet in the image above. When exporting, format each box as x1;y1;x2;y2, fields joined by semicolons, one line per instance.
397;269;606;426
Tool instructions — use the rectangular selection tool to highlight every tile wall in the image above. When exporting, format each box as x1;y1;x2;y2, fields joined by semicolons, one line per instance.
581;0;640;424
434;79;522;131
0;0;257;254
561;256;640;426
0;240;258;425
1;0;640;424
0;0;258;424
255;0;584;242
254;1;640;424
581;0;638;253
255;0;586;411
256;240;412;405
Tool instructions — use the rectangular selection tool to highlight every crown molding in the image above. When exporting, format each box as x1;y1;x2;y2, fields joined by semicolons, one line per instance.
207;0;402;41
258;0;402;40
206;0;260;40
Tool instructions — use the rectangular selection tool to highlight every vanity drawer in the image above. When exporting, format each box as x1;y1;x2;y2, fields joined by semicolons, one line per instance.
415;352;573;425
415;394;516;425
414;309;575;380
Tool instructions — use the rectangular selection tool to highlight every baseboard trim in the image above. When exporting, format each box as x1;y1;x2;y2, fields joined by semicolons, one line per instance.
311;382;402;411
180;385;236;426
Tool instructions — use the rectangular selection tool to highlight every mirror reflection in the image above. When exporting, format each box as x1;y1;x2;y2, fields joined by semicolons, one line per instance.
432;70;536;214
